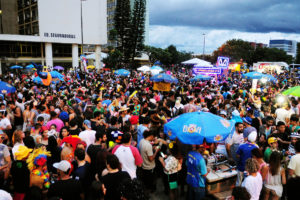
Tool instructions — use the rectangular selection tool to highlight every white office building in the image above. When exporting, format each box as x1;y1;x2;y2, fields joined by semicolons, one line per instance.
269;39;297;58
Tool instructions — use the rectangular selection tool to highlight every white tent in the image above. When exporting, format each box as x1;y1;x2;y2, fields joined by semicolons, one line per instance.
137;65;151;72
181;58;213;67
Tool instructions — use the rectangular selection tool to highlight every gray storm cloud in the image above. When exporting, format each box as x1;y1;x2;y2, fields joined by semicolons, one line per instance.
149;0;300;33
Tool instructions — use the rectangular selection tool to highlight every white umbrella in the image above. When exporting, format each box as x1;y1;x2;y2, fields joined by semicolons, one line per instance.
182;58;213;67
137;65;151;72
151;69;162;75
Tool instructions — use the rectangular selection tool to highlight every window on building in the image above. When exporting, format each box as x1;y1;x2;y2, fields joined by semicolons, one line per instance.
18;12;24;24
32;22;38;35
24;9;31;23
31;6;38;21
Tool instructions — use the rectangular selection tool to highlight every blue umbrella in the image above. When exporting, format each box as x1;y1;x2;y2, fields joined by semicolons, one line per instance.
50;71;64;79
242;72;275;80
33;77;43;84
25;64;35;69
164;112;234;144
0;81;16;94
114;69;130;76
10;65;23;69
151;65;163;71
150;73;178;83
154;61;162;65
190;75;212;82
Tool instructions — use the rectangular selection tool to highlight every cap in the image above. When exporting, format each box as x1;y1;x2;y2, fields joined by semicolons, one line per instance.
268;137;278;145
247;131;257;142
59;111;69;121
242;116;252;124
53;160;71;172
15;145;32;160
83;120;91;128
243;127;256;138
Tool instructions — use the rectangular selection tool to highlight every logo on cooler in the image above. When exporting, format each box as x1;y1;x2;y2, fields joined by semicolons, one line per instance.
183;124;201;134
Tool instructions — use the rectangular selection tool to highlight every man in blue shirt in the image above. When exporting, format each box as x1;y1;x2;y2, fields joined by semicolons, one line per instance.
236;131;258;186
137;117;150;149
186;145;208;200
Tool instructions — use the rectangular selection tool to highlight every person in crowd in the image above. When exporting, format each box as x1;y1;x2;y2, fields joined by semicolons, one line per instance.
137;116;150;148
263;151;286;200
159;142;182;200
139;129;160;193
288;140;300;177
113;132;143;179
79;120;96;148
287;132;300;155
242;158;263;200
231;186;251;200
264;137;280;163
269;121;290;150
236;131;258;186
102;154;131;200
46;111;64;133
11;145;32;200
259;116;275;138
12;130;25;159
226;122;244;163
0;131;11;188
48;160;84;200
186;144;209;200
251;148;268;180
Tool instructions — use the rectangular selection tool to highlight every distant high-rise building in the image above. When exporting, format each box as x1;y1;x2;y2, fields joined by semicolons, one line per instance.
107;0;149;47
269;39;297;58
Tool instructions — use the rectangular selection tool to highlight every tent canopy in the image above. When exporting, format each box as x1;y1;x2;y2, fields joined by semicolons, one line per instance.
181;58;213;67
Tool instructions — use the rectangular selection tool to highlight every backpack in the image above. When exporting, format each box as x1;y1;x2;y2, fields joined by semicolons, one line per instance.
173;107;183;117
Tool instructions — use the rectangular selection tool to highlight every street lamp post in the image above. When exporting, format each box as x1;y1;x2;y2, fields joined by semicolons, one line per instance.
80;0;87;71
202;33;206;57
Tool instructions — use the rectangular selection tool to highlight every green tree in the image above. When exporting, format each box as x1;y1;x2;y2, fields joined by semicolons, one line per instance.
114;0;131;64
129;0;146;63
102;48;123;69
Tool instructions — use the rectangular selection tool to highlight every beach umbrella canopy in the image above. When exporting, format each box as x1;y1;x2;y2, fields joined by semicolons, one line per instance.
151;65;163;71
53;66;64;70
242;72;276;81
164;112;234;144
114;69;130;76
137;65;151;72
25;64;35;69
150;73;178;83
190;75;212;82
50;71;64;79
10;65;23;69
282;86;300;97
33;77;43;84
0;81;16;94
87;65;95;69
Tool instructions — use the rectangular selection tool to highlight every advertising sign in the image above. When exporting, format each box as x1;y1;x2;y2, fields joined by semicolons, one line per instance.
217;56;230;69
153;82;171;92
193;66;221;75
38;0;107;45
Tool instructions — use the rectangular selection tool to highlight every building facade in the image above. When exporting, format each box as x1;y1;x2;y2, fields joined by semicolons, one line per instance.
0;0;107;73
269;39;297;58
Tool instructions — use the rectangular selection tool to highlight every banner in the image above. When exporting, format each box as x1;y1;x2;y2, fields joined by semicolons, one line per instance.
216;56;230;69
153;82;171;92
193;66;221;75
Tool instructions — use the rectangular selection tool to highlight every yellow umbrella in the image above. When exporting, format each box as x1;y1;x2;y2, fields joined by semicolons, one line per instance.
87;65;95;69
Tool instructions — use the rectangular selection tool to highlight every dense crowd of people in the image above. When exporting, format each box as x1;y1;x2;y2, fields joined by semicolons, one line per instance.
0;68;299;200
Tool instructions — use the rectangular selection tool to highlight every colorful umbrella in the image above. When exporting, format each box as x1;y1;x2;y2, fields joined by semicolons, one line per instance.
87;65;95;69
150;73;178;83
151;65;163;71
114;69;130;76
53;66;64;70
10;65;23;69
164;112;234;144
25;64;35;69
282;86;300;97
190;75;212;82
0;81;16;94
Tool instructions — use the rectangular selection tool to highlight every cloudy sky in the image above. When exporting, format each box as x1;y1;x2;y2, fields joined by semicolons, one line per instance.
148;0;300;54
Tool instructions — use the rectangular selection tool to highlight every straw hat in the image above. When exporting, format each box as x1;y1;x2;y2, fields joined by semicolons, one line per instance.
15;145;33;160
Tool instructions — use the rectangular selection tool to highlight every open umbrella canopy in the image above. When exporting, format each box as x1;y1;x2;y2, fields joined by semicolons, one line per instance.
150;73;178;83
25;64;35;69
282;86;300;97
0;81;16;94
114;69;130;76
53;66;64;70
190;75;212;82
137;65;150;72
164;112;234;144
151;65;163;71
10;65;23;69
242;72;276;81
87;65;95;69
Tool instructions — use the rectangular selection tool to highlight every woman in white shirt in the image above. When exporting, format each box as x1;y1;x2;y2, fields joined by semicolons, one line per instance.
242;158;263;200
159;142;182;200
264;151;286;200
